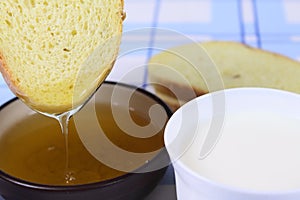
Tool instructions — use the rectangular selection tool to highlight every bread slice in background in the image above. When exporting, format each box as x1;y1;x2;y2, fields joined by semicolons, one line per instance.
0;0;124;114
148;41;300;111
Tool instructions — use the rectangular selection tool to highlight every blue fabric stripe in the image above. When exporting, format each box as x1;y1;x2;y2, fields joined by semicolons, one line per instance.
253;0;262;48
143;0;162;89
237;0;246;44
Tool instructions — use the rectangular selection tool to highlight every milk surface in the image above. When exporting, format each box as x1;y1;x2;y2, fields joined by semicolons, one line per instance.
182;111;300;191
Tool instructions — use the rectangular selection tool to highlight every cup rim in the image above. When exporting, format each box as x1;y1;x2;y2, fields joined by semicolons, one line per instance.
165;87;300;196
0;81;173;191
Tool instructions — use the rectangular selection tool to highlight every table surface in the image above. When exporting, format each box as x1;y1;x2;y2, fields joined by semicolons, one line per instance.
1;0;300;199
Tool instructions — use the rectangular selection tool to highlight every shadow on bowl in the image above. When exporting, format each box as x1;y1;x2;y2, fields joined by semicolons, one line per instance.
0;81;173;200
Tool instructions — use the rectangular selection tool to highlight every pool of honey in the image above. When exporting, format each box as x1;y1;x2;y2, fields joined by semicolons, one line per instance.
0;103;165;185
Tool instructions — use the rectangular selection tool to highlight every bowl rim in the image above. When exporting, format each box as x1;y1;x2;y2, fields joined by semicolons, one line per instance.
0;81;173;191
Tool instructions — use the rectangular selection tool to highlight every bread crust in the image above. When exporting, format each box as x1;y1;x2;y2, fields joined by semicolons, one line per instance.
150;76;207;111
151;76;206;100
0;52;19;96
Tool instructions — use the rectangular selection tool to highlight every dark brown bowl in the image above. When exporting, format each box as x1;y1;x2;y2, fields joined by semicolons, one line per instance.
0;81;172;200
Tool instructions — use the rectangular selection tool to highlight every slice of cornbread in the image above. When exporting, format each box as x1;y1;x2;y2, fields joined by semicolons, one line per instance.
148;41;300;111
0;0;124;114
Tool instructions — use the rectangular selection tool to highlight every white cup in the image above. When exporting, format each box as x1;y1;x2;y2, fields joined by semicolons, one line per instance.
164;88;300;200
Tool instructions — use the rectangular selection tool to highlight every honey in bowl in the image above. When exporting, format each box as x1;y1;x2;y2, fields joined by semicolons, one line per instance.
0;102;165;186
